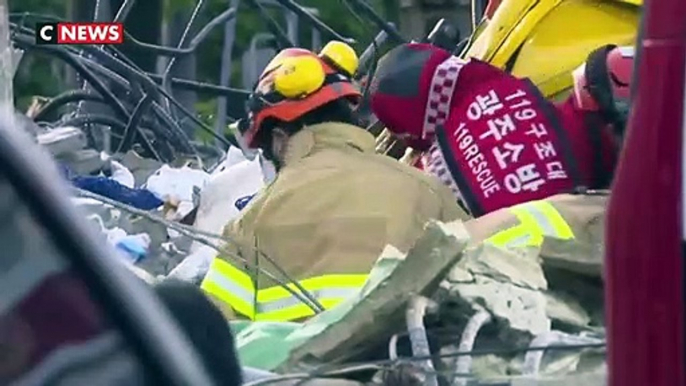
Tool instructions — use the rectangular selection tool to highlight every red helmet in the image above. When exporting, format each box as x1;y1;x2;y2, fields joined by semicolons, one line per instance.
572;45;634;122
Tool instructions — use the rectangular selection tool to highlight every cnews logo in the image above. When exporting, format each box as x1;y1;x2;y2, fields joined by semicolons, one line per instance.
35;22;124;45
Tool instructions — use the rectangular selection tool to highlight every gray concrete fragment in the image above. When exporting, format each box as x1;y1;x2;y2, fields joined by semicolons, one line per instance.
452;275;550;338
116;150;164;186
447;244;551;338
544;292;591;328
58;149;106;175
37;126;87;156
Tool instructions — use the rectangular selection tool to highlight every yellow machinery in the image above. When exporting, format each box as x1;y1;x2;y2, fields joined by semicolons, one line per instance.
463;0;641;99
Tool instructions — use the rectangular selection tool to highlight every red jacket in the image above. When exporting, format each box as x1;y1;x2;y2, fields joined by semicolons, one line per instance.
370;43;617;216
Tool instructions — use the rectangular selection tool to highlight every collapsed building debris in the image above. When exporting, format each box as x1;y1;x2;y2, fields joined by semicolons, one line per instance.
6;1;617;383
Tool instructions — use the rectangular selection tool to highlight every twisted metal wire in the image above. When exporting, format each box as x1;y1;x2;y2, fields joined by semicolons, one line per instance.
73;187;325;313
242;341;607;386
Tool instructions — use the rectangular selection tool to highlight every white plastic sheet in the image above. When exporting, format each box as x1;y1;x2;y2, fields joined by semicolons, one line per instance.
195;157;267;235
168;150;275;282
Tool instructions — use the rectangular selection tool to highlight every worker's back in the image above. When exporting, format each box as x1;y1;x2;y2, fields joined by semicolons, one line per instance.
225;122;467;288
200;41;470;321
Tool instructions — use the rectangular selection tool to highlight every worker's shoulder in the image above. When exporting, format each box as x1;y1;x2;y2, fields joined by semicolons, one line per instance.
365;152;447;189
281;148;447;195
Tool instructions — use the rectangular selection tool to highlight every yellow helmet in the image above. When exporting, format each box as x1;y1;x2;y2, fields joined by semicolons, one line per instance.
244;43;361;148
319;40;359;77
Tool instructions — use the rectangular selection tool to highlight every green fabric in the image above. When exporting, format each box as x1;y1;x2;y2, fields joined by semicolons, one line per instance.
234;253;402;370
233;321;302;370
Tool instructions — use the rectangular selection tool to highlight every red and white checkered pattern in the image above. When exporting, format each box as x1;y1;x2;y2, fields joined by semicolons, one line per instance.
423;143;468;212
422;55;469;138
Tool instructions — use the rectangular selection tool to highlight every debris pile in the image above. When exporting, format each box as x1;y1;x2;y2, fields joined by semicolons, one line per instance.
5;0;620;382
29;119;609;385
229;220;607;385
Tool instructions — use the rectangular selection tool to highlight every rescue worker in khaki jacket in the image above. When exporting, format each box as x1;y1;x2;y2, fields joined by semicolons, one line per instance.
200;41;468;322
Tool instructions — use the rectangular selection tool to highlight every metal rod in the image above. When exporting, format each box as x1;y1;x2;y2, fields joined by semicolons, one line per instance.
244;0;293;49
406;296;439;386
13;28;233;149
161;0;207;118
271;0;355;44
452;310;492;385
123;7;236;56
358;27;390;76
344;0;404;43
118;94;153;153
113;0;136;22
214;0;241;145
162;0;206;78
73;188;325;315
146;72;249;98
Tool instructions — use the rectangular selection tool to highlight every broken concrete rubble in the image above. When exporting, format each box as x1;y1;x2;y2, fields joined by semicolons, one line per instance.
277;220;469;372
72;193;194;277
58;149;106;175
230;217;606;384
443;245;551;340
435;234;605;381
117;150;165;186
475;371;605;386
537;194;607;280
37;126;87;156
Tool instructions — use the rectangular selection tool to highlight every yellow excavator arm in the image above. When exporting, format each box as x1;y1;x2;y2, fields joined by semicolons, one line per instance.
465;0;641;99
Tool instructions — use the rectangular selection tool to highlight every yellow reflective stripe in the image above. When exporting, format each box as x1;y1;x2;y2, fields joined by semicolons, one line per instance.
201;258;256;319
211;257;254;289
487;225;529;248
485;200;574;248
534;201;574;240
201;260;368;321
256;274;368;302
510;205;545;246
202;279;254;319
255;274;367;321
255;298;345;321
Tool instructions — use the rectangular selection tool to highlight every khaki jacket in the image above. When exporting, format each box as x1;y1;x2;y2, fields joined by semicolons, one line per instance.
466;193;608;278
203;122;468;320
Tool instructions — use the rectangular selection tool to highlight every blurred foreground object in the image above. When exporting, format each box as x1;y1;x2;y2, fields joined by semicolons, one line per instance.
604;0;686;385
0;106;214;385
